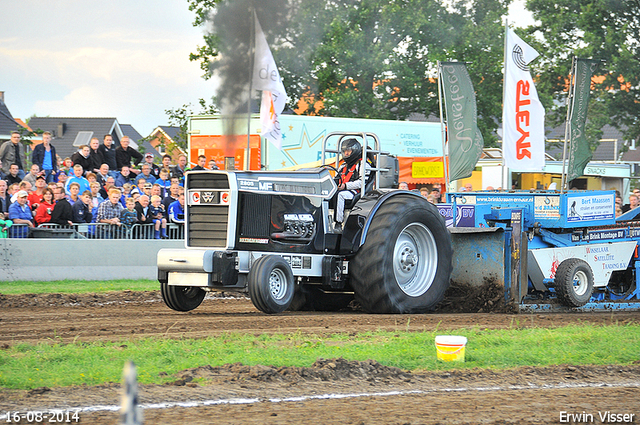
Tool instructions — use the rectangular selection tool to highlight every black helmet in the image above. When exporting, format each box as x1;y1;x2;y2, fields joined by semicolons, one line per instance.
340;138;362;166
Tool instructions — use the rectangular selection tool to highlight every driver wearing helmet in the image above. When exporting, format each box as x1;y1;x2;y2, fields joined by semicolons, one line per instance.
333;138;371;231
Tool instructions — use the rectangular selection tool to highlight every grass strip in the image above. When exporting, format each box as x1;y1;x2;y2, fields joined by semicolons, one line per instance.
1;323;639;390
0;280;158;295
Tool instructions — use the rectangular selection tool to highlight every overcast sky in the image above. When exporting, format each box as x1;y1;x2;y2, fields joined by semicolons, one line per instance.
0;1;534;138
0;0;212;136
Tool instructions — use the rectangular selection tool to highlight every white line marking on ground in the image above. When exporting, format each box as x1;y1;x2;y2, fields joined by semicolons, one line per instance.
2;381;639;419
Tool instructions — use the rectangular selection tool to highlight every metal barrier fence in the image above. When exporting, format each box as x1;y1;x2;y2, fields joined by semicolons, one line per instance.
1;238;184;281
5;222;184;240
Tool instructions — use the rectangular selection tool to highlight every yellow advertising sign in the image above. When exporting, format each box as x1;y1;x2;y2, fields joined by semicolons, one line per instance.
412;161;444;178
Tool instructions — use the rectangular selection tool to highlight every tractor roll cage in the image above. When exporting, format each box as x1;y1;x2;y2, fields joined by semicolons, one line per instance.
321;132;390;197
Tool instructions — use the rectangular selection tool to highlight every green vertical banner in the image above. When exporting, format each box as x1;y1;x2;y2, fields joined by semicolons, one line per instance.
439;62;484;182
567;58;600;182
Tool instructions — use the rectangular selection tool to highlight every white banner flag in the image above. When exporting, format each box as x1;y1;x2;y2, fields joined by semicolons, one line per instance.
252;13;287;149
503;27;545;171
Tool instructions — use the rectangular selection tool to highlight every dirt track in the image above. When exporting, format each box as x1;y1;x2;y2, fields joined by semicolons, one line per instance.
1;292;639;424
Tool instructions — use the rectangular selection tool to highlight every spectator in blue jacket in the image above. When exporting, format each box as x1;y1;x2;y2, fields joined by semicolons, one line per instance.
72;191;93;224
156;168;171;193
120;197;138;233
168;191;185;224
89;182;104;219
134;163;156;185
8;190;34;237
149;195;167;239
31;131;58;183
65;165;91;195
114;165;134;188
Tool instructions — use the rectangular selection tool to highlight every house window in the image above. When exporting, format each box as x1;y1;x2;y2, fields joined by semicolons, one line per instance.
73;131;94;147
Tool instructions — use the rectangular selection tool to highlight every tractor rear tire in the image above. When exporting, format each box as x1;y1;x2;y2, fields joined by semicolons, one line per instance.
554;258;594;307
248;255;295;314
350;196;452;313
160;281;206;312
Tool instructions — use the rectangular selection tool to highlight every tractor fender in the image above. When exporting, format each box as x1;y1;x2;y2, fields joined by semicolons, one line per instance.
339;190;430;255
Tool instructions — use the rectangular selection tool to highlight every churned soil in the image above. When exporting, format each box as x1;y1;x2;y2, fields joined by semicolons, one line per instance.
1;291;639;424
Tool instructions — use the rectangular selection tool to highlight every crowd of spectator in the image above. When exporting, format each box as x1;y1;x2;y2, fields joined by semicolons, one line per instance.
0;131;210;239
397;181;443;204
615;189;640;217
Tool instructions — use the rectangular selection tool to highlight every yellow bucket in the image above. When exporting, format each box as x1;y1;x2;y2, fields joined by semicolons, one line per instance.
435;335;467;362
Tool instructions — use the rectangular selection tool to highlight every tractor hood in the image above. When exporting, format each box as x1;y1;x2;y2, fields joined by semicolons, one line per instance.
227;169;337;199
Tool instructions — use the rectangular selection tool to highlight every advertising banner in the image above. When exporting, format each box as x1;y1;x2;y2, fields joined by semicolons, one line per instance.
439;62;484;181
503;28;545;171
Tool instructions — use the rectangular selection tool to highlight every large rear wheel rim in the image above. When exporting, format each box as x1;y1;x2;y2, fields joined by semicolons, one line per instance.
393;222;438;297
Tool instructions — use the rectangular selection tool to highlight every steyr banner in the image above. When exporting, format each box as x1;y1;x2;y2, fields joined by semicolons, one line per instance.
252;12;287;149
567;58;600;182
439;62;484;181
503;27;545;171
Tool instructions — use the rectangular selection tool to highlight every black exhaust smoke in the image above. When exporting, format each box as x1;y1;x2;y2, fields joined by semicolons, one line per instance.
207;0;289;160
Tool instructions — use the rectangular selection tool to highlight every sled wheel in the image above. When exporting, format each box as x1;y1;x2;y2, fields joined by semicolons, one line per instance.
248;255;295;314
287;285;309;311
306;287;354;311
554;258;594;307
351;195;452;313
160;281;206;312
288;285;354;311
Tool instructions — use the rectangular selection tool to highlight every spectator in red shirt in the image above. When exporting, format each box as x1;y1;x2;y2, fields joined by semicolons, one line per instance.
35;188;55;226
28;176;47;210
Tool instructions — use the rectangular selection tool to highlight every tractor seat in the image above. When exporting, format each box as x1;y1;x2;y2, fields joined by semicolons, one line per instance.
344;174;375;209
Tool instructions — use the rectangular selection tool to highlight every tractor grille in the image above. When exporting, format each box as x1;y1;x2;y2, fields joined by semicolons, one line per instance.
240;193;272;238
188;205;229;247
186;173;230;248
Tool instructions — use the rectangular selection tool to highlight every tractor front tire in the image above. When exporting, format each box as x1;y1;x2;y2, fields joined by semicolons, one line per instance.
248;255;295;314
554;258;594;307
161;282;206;312
351;196;452;313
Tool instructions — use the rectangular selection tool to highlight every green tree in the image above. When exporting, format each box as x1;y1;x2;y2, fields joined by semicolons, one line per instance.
187;0;511;146
283;0;509;145
162;99;219;152
284;0;455;120
526;0;640;146
442;0;511;146
188;0;221;80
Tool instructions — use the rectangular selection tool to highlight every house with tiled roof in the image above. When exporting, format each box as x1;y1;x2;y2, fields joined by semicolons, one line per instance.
0;92;26;140
147;125;186;161
120;124;142;144
545;122;630;163
621;144;640;170
27;117;145;161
